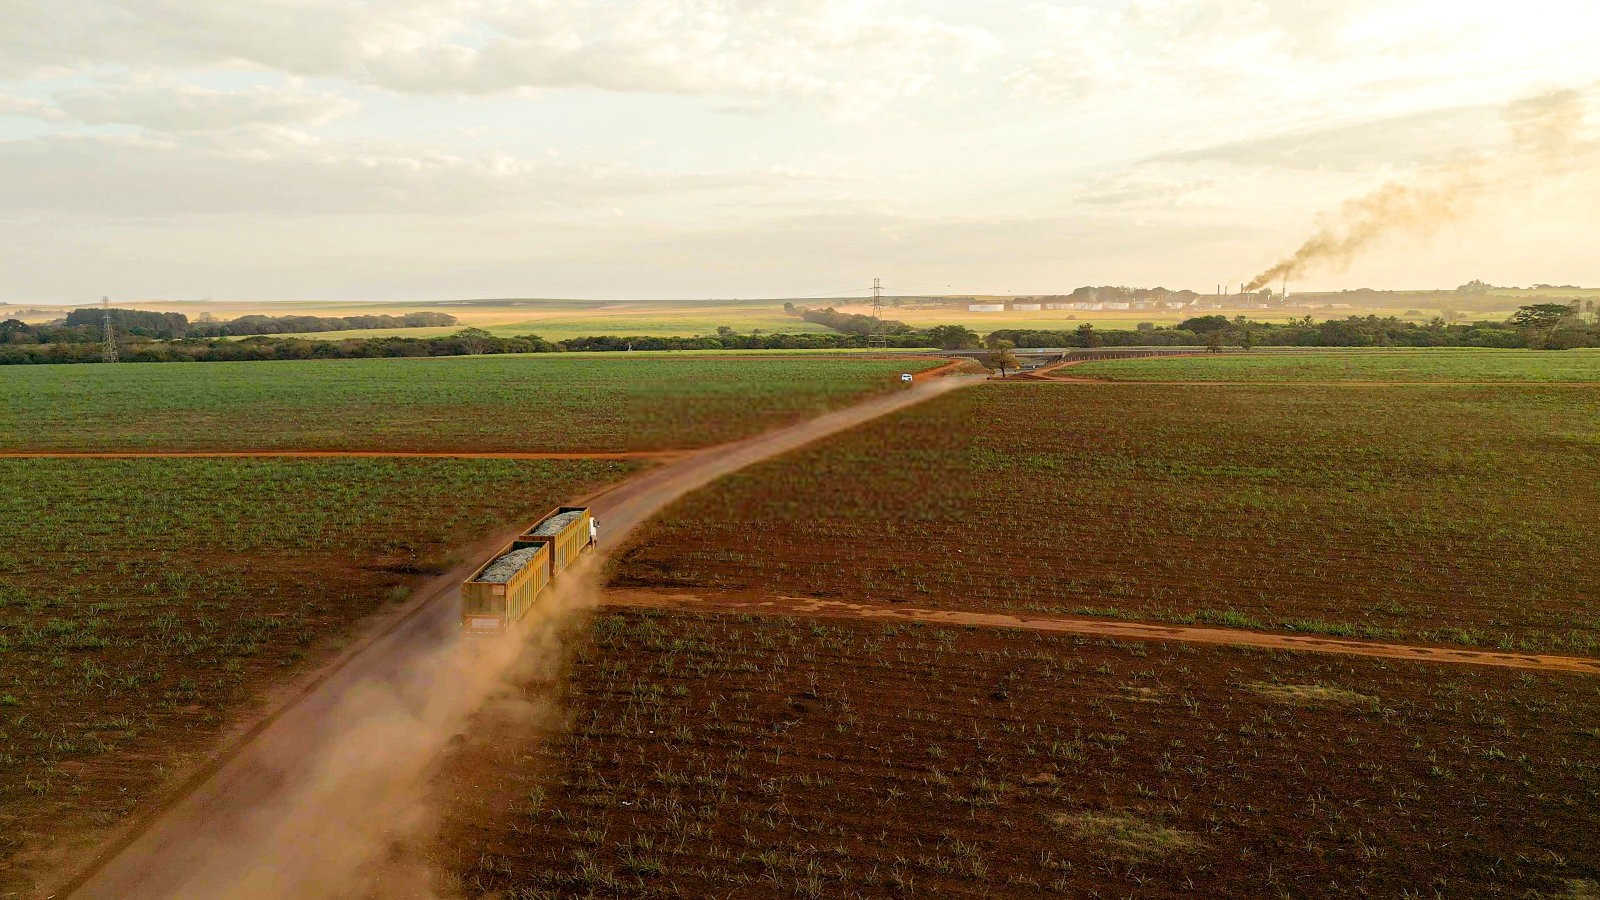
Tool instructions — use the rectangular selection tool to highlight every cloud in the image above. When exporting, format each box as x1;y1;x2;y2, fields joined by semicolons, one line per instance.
51;80;357;132
1006;0;1600;115
1149;101;1507;171
0;131;818;217
0;92;66;121
0;0;997;106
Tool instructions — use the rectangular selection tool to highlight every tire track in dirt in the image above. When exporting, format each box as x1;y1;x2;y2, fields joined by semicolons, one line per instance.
602;589;1600;675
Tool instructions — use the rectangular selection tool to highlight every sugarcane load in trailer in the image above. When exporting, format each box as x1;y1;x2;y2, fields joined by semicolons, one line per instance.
460;506;597;633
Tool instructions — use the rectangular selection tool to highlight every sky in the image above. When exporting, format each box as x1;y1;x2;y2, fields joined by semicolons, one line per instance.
3;0;1599;302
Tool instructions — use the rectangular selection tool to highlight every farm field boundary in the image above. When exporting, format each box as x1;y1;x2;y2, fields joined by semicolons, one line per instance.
1028;356;1600;385
602;589;1600;675
1039;376;1600;386
0;449;689;461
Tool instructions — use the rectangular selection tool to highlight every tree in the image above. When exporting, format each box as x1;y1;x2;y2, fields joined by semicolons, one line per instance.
1510;303;1576;329
1178;315;1230;333
1511;303;1578;349
1075;322;1101;347
716;325;736;338
927;324;980;349
1205;330;1224;353
989;347;1021;377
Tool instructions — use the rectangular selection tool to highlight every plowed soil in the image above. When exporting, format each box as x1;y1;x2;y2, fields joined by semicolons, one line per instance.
433;608;1600;897
613;381;1600;655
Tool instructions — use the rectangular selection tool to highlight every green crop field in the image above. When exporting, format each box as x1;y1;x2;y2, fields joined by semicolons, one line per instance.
615;381;1600;653
435;609;1600;897
0;354;942;452
1068;348;1600;382
0;456;633;879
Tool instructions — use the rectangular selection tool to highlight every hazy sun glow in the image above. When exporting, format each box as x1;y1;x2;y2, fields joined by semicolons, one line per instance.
3;0;1598;300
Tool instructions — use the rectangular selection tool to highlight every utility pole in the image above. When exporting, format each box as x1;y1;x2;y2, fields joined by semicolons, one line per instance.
100;296;118;364
867;277;887;348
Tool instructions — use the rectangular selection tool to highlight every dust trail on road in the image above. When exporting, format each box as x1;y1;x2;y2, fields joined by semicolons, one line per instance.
64;374;981;899
604;589;1600;676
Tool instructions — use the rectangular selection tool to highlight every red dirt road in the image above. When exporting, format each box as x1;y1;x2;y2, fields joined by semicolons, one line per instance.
603;589;1600;675
58;374;985;899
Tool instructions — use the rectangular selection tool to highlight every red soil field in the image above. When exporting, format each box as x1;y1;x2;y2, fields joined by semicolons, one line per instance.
0;457;633;893
431;609;1600;897
612;382;1600;654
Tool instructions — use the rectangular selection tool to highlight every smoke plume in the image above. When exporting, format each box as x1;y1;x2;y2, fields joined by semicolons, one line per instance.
1246;89;1589;291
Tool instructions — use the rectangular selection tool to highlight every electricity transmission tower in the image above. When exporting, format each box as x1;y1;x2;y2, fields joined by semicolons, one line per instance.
867;277;887;348
100;296;118;363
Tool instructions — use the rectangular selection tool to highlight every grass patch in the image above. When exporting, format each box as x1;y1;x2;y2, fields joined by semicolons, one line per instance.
1246;682;1378;708
1049;811;1203;860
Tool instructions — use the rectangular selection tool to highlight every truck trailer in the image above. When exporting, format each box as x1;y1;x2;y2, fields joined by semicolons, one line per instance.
460;506;595;633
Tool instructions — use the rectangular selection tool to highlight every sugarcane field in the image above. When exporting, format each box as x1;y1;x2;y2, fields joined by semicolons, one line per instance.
6;5;1600;897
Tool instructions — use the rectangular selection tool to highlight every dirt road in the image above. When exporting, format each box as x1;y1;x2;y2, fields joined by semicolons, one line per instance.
59;373;982;899
604;589;1600;675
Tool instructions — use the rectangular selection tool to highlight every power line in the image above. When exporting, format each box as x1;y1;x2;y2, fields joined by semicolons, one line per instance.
867;277;887;349
101;296;117;364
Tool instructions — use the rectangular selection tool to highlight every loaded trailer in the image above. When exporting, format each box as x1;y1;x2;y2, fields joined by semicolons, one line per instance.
460;506;596;633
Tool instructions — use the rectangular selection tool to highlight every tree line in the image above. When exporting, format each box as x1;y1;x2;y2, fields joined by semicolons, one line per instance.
2;304;1595;365
14;308;460;343
0;327;933;364
984;306;1599;351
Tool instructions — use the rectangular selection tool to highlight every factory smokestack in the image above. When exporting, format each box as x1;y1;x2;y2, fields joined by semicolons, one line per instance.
1246;89;1589;292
